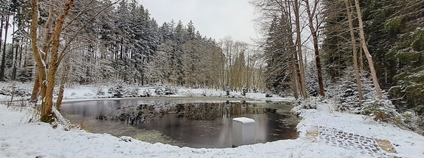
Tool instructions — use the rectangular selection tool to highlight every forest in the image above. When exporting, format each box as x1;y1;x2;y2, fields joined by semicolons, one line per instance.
0;0;264;90
0;0;423;129
253;0;423;122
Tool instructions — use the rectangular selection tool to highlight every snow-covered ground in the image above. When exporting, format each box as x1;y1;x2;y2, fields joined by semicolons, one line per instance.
1;83;424;157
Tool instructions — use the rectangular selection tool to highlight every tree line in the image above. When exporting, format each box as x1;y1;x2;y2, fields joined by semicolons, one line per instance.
321;0;423;114
1;0;264;88
1;0;265;122
3;0;422;122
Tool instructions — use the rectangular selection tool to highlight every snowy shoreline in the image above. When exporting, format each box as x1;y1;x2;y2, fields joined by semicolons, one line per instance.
1;85;424;157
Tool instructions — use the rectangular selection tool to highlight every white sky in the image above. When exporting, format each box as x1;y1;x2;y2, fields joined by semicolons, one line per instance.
3;1;258;44
139;0;258;44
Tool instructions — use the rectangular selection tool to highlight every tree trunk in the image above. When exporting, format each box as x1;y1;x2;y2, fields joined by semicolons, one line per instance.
305;0;325;97
0;14;9;81
30;77;40;103
12;40;18;80
291;53;299;99
345;0;363;104
11;24;17;81
30;4;54;103
354;0;382;100
30;0;74;122
42;0;74;122
294;0;308;98
18;41;23;69
31;0;48;120
359;44;364;71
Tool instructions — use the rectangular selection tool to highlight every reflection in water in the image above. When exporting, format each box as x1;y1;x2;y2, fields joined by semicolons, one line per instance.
61;98;299;148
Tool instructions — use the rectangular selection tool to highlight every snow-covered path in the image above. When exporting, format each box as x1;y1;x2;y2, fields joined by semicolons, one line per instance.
296;104;424;158
318;126;389;157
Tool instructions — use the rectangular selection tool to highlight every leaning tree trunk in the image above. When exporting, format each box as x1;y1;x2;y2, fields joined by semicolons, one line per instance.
354;0;382;100
345;0;363;104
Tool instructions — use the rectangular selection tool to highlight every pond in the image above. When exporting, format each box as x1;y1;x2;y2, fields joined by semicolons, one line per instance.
61;97;300;148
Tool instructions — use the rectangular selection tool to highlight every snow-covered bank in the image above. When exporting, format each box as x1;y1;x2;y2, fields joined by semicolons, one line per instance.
0;105;383;158
1;84;424;157
2;103;424;157
0;82;291;102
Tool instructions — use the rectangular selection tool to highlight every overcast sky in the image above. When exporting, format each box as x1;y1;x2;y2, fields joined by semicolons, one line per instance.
139;0;258;44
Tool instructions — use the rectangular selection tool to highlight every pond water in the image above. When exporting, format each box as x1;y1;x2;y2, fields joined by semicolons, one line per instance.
61;97;300;148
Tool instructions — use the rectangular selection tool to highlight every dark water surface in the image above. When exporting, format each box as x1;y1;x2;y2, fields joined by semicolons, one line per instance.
61;97;299;148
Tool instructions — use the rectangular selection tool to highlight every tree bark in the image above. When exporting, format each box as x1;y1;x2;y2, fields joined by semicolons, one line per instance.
345;0;363;104
305;0;325;97
354;0;382;100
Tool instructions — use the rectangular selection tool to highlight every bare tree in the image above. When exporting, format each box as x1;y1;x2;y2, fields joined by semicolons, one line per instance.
293;0;308;98
251;0;308;98
304;0;325;96
30;0;117;122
